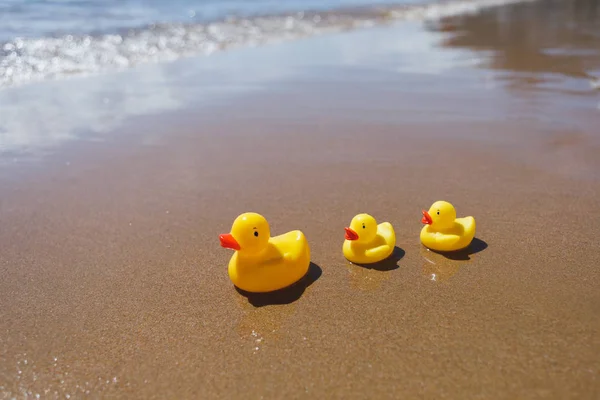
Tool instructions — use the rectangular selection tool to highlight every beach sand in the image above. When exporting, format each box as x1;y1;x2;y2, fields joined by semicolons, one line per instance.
1;0;599;398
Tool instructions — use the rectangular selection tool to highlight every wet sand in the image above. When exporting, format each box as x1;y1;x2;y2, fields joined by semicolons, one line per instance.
1;0;600;398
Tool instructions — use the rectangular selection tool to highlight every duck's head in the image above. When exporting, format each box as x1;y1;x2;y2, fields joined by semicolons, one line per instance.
345;213;378;244
219;212;270;255
422;201;456;229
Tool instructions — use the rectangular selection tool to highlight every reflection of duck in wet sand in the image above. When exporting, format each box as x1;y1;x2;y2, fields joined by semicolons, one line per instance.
420;247;462;283
235;296;295;350
347;263;392;291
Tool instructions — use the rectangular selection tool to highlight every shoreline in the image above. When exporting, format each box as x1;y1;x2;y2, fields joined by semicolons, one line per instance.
0;0;538;90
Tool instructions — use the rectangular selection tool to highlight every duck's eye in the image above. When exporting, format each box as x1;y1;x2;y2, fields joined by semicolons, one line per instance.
254;231;259;237
362;224;365;229
437;211;440;215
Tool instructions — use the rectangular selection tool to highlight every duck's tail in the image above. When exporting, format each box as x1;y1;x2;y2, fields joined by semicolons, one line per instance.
380;222;396;247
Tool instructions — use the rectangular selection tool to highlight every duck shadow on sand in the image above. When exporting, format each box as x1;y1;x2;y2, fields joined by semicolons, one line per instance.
235;262;322;307
351;246;405;271
429;238;488;261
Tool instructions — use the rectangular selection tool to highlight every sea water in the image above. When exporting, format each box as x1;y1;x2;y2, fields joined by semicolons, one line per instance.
0;0;532;88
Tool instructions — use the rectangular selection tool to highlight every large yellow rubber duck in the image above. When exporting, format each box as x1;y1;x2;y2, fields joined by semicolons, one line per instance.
421;201;476;252
343;214;396;264
219;212;310;293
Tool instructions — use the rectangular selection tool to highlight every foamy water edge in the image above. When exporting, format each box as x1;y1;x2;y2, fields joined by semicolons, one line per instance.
0;0;533;89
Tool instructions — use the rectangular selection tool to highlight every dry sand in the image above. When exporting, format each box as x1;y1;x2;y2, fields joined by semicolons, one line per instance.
1;0;599;398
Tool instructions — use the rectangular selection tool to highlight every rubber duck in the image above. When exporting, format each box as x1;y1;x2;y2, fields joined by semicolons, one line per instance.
343;214;396;264
219;212;310;293
421;201;476;252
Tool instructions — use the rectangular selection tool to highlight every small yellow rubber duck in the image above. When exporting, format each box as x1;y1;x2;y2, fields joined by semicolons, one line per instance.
343;214;396;264
219;212;310;293
421;201;476;252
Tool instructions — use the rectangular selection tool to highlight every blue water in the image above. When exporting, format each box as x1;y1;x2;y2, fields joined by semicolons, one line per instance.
0;0;419;40
0;0;525;88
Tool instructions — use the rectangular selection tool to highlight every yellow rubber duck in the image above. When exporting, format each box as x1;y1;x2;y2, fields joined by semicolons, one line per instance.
219;212;310;293
343;214;396;264
420;201;476;252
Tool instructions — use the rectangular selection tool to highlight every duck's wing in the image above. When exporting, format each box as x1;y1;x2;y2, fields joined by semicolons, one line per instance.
434;233;462;248
365;244;392;259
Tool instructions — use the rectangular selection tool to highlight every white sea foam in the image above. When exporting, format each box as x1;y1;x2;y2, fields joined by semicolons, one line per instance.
0;0;533;88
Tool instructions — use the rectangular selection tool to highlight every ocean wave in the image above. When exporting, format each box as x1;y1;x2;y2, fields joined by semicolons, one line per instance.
0;0;532;89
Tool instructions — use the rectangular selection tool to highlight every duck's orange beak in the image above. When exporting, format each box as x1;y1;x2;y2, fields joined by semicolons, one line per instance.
219;233;240;250
421;210;433;225
344;227;359;241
